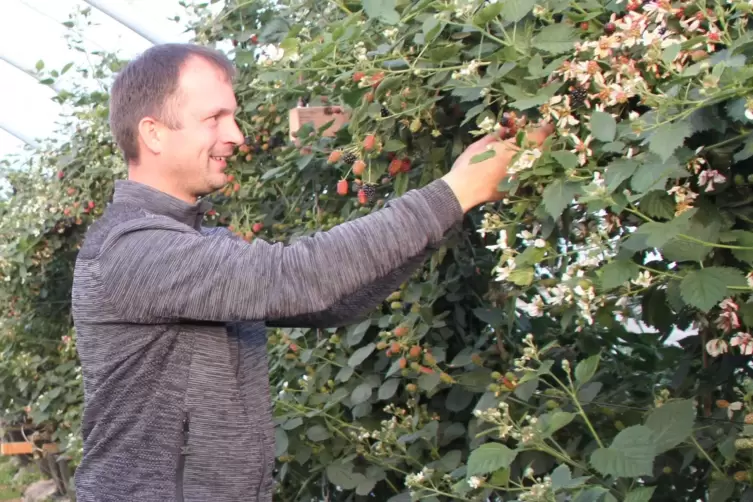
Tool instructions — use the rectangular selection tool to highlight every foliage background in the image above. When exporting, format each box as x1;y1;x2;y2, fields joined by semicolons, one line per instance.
2;0;753;500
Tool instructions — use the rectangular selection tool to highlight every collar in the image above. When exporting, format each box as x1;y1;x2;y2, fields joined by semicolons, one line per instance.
111;180;213;231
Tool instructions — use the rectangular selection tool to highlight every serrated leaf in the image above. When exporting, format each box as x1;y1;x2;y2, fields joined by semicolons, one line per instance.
639;190;676;220
327;462;359;489
466;442;518;476
362;0;400;24
600;260;639;289
734;138;753;162
551;151;579;170
590;425;657;478
500;0;537;22
542;179;581;218
645;399;695;453
722;230;753;263
356;477;377;496
680;267;746;312
531;23;577;54
591;111;617;142
348;343;376;367
631;155;689;193
649;120;693;162
605;158;639;193
625;487;656;502
575;354;600;386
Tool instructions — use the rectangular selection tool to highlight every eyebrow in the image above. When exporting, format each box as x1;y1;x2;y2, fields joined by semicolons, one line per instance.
207;106;237;117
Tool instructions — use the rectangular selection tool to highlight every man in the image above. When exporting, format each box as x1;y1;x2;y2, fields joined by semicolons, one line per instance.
71;43;553;501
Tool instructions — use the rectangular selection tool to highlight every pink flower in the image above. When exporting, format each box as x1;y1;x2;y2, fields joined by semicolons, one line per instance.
716;299;740;333
698;169;726;192
731;333;753;355
706;338;728;357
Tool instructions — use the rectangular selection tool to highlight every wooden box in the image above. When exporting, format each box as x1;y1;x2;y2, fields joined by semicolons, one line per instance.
1;441;32;455
289;106;350;142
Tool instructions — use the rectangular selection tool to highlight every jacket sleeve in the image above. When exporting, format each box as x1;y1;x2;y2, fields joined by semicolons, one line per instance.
96;179;463;324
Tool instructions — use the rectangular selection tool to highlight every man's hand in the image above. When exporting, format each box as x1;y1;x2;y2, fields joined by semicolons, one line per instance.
442;121;555;212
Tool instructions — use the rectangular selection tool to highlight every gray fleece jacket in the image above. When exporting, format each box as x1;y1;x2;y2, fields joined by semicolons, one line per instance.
70;178;463;502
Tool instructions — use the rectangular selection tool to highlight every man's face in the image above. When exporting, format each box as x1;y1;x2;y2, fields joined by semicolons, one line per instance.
159;56;244;200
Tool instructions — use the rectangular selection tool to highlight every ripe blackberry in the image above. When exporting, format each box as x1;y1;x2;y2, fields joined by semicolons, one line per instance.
569;87;588;108
361;183;377;203
380;105;390;117
342;152;357;164
244;135;253;146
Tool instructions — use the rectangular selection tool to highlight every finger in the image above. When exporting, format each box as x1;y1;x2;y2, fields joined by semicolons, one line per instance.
524;122;555;147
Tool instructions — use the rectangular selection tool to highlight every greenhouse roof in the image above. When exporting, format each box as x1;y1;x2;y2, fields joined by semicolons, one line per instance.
0;0;221;164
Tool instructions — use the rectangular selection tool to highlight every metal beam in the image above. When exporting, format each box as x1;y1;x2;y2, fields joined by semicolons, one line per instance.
0;53;64;94
0;120;40;148
80;0;169;45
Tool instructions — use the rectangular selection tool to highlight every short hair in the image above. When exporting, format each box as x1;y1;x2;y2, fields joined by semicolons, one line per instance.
109;43;236;164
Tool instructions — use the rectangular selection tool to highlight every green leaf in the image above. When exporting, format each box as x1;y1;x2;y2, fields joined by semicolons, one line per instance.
551;151;579;170
680;267;746;312
383;139;405;152
470;149;496;164
327;462;359;489
473;307;505;326
362;0;400;24
307;424;332;441
508;267;535;286
631;155;689;193
600;260;639;289
378;378;400;400
351;382;373;404
500;0;537;22
542;411;576;436
575;354;600;386
466;442;518;476
625;487;656;502
348;343;376;367
393;172;409;196
542;179;581;218
346;319;371;346
531;24;577;54
639;190;676;220
590;425;657;478
734;138;753;162
446;385;474;411
648;120;693;162
590;111;617;142
473;2;504;25
275;427;288;457
605;158;639;193
645;399;695;454
721;230;753;263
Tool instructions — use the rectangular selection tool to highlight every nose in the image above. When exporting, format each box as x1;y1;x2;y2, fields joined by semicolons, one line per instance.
225;117;245;146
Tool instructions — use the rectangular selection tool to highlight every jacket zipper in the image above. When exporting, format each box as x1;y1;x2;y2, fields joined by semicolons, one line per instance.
177;411;190;502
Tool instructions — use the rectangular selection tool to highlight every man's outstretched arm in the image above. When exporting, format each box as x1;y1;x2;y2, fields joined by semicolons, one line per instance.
96;178;462;324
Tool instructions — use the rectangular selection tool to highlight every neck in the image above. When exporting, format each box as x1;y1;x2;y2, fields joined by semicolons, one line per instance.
127;163;197;205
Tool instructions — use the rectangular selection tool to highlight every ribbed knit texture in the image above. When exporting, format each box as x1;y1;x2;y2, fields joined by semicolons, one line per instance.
71;178;462;501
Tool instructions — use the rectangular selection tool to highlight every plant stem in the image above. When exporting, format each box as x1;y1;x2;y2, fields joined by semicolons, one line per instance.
690;434;724;475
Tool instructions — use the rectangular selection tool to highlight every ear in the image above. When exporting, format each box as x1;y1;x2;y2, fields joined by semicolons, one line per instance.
137;116;164;155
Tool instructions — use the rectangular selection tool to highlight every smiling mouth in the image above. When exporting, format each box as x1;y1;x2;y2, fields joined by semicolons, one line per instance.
211;156;227;161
